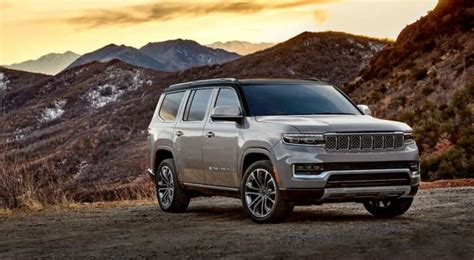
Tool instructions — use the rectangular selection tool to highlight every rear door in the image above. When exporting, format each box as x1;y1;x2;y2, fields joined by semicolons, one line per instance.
173;88;215;184
202;87;242;188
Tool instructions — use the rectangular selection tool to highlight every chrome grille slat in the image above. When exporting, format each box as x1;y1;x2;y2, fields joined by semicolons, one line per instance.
338;135;349;150
361;135;372;150
325;133;404;152
373;135;384;149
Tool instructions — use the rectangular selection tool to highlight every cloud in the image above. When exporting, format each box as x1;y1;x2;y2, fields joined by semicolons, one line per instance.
65;0;339;28
313;9;329;24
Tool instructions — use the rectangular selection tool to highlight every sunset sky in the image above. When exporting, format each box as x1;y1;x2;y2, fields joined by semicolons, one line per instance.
1;0;437;65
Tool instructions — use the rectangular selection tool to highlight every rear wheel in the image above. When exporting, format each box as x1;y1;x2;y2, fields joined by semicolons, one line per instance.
241;160;294;223
156;159;190;212
363;198;413;218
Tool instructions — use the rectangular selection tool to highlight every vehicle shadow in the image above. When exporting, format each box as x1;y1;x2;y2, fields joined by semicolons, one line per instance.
187;205;248;221
186;204;411;223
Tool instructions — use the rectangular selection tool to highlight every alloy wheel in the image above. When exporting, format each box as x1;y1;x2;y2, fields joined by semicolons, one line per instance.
244;168;277;218
157;165;174;208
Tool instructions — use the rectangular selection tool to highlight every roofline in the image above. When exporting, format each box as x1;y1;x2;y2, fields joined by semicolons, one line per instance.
168;78;238;89
164;78;331;92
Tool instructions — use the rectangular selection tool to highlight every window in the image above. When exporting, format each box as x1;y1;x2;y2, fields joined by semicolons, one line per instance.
159;92;184;121
215;88;241;109
184;89;213;121
241;84;361;116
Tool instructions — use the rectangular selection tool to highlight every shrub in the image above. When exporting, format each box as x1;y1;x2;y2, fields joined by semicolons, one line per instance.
422;147;473;180
422;85;435;95
417;81;474;180
0;158;71;210
413;68;428;80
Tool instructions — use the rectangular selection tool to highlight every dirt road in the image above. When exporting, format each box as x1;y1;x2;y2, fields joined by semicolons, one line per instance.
1;187;473;259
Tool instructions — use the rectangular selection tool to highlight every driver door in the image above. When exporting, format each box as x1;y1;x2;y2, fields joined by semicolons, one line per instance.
202;87;242;188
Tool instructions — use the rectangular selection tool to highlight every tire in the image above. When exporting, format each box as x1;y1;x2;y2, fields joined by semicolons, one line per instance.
363;198;413;218
155;159;190;212
241;160;294;223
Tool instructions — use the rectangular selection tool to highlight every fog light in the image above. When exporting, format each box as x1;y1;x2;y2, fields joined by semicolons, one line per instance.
409;161;419;171
294;164;323;176
409;161;420;176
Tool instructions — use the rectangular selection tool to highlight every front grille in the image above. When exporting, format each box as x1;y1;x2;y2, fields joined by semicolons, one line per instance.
325;133;404;151
326;172;411;188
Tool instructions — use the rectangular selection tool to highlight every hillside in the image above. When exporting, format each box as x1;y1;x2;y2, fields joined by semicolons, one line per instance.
206;41;275;55
179;31;389;86
0;31;388;206
344;0;473;180
5;51;80;75
0;68;52;114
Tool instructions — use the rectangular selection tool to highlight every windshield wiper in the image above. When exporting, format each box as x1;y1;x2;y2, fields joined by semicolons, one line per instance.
298;112;356;115
264;112;357;116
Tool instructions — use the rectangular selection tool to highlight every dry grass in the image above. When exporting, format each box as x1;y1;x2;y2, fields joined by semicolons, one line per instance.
0;143;155;211
0;155;72;210
420;178;474;189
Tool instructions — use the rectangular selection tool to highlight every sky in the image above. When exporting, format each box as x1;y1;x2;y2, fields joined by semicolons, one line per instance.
0;0;438;64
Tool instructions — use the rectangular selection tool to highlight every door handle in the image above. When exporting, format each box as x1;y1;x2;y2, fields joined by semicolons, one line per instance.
175;131;183;137
205;131;215;138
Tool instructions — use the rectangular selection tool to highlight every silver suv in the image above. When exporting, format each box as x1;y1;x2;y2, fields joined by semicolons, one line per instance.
147;78;420;223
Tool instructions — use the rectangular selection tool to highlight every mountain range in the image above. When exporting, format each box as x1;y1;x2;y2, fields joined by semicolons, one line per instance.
206;41;275;55
6;40;241;75
0;0;471;204
5;51;80;75
139;39;241;71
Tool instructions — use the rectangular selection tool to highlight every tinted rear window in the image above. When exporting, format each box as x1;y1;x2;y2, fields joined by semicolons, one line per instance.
159;92;184;121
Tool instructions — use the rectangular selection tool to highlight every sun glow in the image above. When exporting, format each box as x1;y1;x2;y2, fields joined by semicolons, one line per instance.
0;0;437;64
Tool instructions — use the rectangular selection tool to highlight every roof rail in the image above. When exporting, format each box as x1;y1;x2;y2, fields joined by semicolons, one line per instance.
168;78;238;89
303;78;325;83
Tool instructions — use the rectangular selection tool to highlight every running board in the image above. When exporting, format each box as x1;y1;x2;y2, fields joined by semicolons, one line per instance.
182;182;240;198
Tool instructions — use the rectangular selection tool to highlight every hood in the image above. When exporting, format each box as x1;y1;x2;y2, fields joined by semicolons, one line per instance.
255;115;411;133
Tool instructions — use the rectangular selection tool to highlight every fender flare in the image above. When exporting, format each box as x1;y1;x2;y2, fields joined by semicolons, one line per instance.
239;147;280;183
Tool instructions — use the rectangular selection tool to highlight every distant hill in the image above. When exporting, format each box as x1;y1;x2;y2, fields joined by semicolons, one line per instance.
344;0;474;180
65;44;166;71
206;41;275;55
6;51;79;75
66;40;241;72
140;39;240;71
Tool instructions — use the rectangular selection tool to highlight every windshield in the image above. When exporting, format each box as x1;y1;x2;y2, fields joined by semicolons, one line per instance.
241;83;361;116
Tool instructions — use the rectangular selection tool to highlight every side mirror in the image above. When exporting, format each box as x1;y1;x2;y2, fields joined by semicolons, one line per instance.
357;104;371;115
211;106;243;122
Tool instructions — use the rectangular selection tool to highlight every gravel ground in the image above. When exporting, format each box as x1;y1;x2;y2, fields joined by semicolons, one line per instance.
0;187;473;259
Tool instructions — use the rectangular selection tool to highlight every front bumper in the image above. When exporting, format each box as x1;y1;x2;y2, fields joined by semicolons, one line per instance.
281;185;419;205
272;142;420;192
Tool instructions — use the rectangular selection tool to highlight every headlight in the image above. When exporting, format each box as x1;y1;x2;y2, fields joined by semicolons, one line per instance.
282;134;325;145
404;132;415;145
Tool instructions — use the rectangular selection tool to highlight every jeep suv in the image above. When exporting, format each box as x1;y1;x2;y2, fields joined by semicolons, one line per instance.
147;78;420;223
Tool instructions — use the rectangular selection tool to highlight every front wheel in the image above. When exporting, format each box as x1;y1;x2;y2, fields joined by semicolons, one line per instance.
156;159;190;212
363;198;414;218
241;160;294;223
